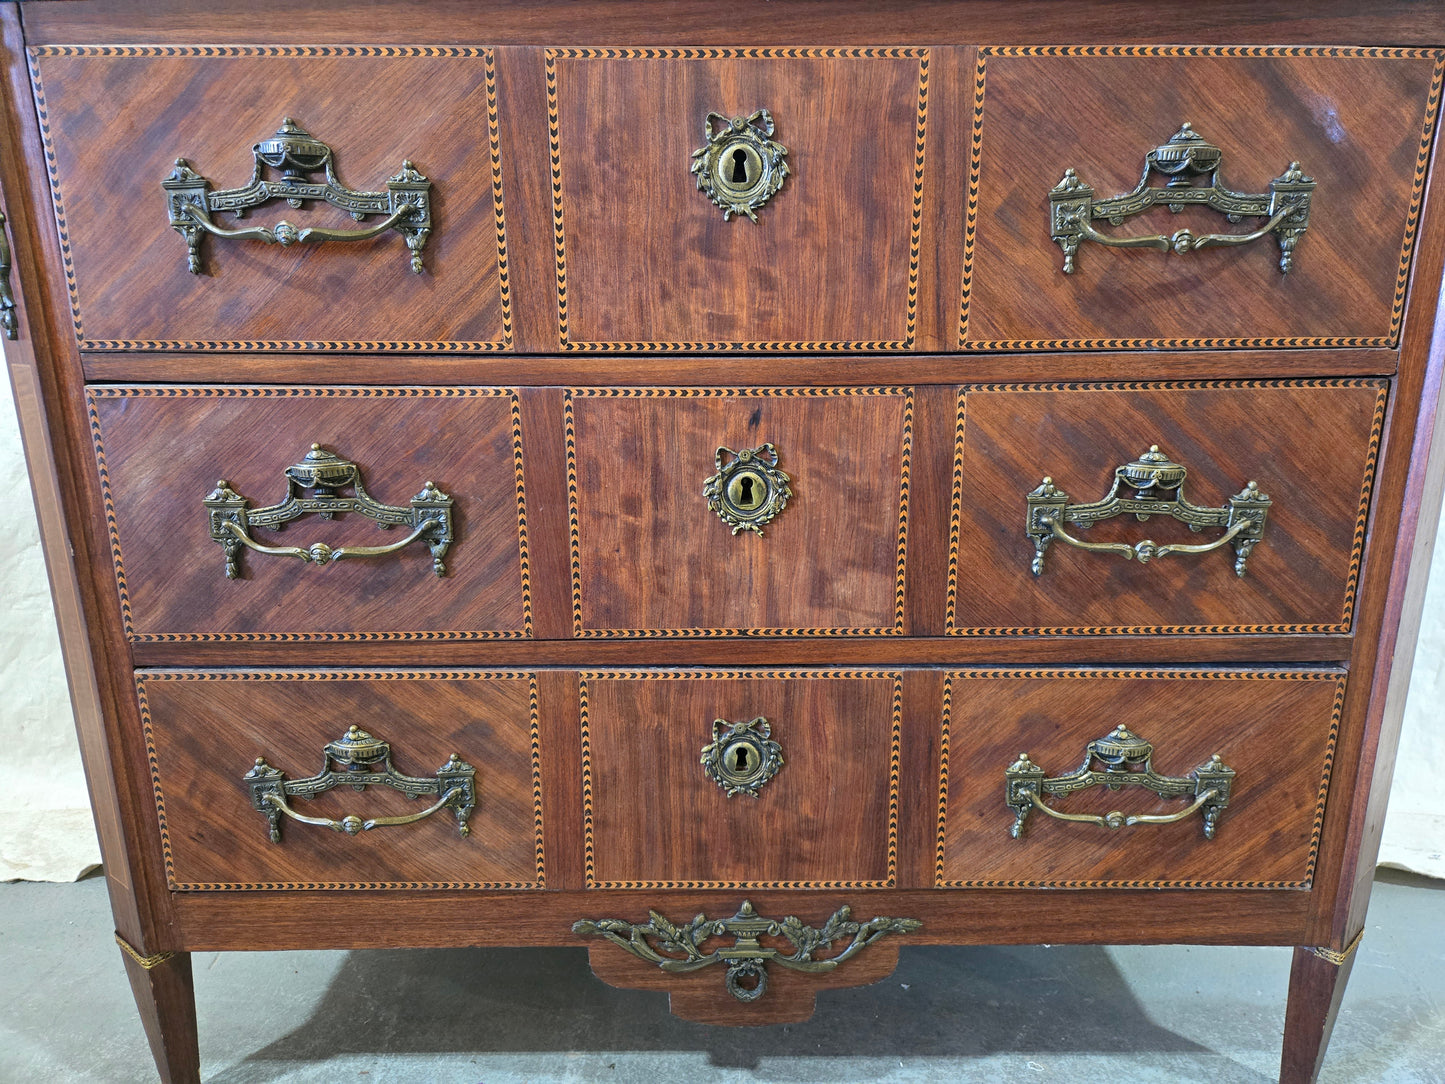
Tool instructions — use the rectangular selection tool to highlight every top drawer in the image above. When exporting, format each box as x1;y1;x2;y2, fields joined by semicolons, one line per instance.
28;45;511;352
547;47;930;351
961;47;1443;349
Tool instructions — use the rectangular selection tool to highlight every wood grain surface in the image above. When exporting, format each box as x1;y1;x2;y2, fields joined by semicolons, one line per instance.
138;670;543;889
949;381;1388;634
569;388;911;635
938;669;1346;888
582;671;900;888
963;49;1441;348
548;50;927;349
88;387;530;640
29;47;509;350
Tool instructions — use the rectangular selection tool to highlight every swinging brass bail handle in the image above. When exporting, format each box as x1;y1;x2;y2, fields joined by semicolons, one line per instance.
0;208;18;340
259;786;467;837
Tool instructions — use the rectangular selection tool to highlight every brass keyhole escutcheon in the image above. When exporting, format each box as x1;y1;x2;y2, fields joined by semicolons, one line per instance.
703;444;792;536
702;717;783;798
691;109;789;222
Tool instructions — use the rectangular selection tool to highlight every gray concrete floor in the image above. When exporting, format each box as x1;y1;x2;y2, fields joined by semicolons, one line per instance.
1;871;1442;1083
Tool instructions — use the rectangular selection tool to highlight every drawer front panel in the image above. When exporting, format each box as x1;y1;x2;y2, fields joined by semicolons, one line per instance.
962;47;1442;349
30;46;510;351
568;388;911;636
137;670;544;891
89;386;530;642
548;48;929;350
937;668;1346;889
582;670;901;888
949;379;1387;635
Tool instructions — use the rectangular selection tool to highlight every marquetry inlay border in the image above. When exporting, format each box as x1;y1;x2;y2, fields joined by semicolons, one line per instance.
935;668;1346;890
546;46;929;352
86;386;533;642
136;669;546;891
27;45;513;353
945;379;1389;636
579;669;902;890
957;45;1445;351
565;387;912;637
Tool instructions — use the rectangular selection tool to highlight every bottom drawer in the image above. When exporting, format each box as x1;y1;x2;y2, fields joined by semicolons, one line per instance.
137;669;544;890
937;667;1346;889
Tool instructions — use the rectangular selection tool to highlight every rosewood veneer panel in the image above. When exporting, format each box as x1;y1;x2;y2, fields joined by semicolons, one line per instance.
137;670;544;890
29;47;510;351
938;668;1346;888
548;49;928;350
949;380;1387;635
568;388;911;636
962;48;1442;349
582;670;901;888
89;387;530;641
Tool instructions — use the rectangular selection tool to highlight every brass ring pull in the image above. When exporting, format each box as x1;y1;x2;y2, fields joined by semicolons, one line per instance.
1050;123;1313;274
244;725;476;843
203;443;453;580
163;117;431;274
1005;726;1234;841
0;209;17;340
1026;446;1270;577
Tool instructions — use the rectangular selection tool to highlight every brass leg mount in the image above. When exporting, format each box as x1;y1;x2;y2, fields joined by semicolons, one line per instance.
115;932;177;971
1309;927;1365;967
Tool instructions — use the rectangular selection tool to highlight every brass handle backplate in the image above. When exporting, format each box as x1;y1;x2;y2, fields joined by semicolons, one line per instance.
1050;123;1314;274
701;716;783;798
163;117;431;274
703;443;792;536
0;209;17;340
203;443;453;580
691;109;789;221
244;725;476;842
574;899;920;1003
1026;445;1270;577
1005;725;1235;840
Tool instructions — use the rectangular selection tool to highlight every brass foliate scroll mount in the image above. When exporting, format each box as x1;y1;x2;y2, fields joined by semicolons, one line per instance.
703;443;792;536
1050;123;1314;274
163;117;432;274
691;109;789;221
1005;726;1235;841
0;209;17;340
573;900;921;1003
244;725;476;842
203;443;453;579
701;716;783;798
1026;446;1270;577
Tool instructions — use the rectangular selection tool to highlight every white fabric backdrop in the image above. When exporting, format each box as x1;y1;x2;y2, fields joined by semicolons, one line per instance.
1;362;1441;881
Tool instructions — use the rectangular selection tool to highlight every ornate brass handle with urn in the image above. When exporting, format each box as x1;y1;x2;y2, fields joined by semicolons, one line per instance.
1026;446;1270;577
244;725;476;842
1050;123;1314;274
203;443;453;579
1006;726;1235;840
163;117;431;274
0;209;17;340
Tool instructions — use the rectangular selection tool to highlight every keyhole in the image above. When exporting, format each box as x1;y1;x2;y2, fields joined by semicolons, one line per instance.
733;747;750;772
730;148;750;184
738;476;756;507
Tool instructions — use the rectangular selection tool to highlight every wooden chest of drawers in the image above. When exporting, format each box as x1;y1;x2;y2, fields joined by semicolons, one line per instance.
5;3;1445;1081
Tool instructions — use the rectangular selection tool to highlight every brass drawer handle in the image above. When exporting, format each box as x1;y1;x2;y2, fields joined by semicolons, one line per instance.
244;725;476;842
203;443;453;579
691;109;789;221
163;117;431;274
1050;123;1313;274
1005;726;1234;841
0;209;16;340
574;900;921;1003
703;443;793;535
1026;446;1270;577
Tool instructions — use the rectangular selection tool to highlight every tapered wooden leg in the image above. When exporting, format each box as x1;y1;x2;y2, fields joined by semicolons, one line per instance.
1280;938;1360;1084
116;937;200;1084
